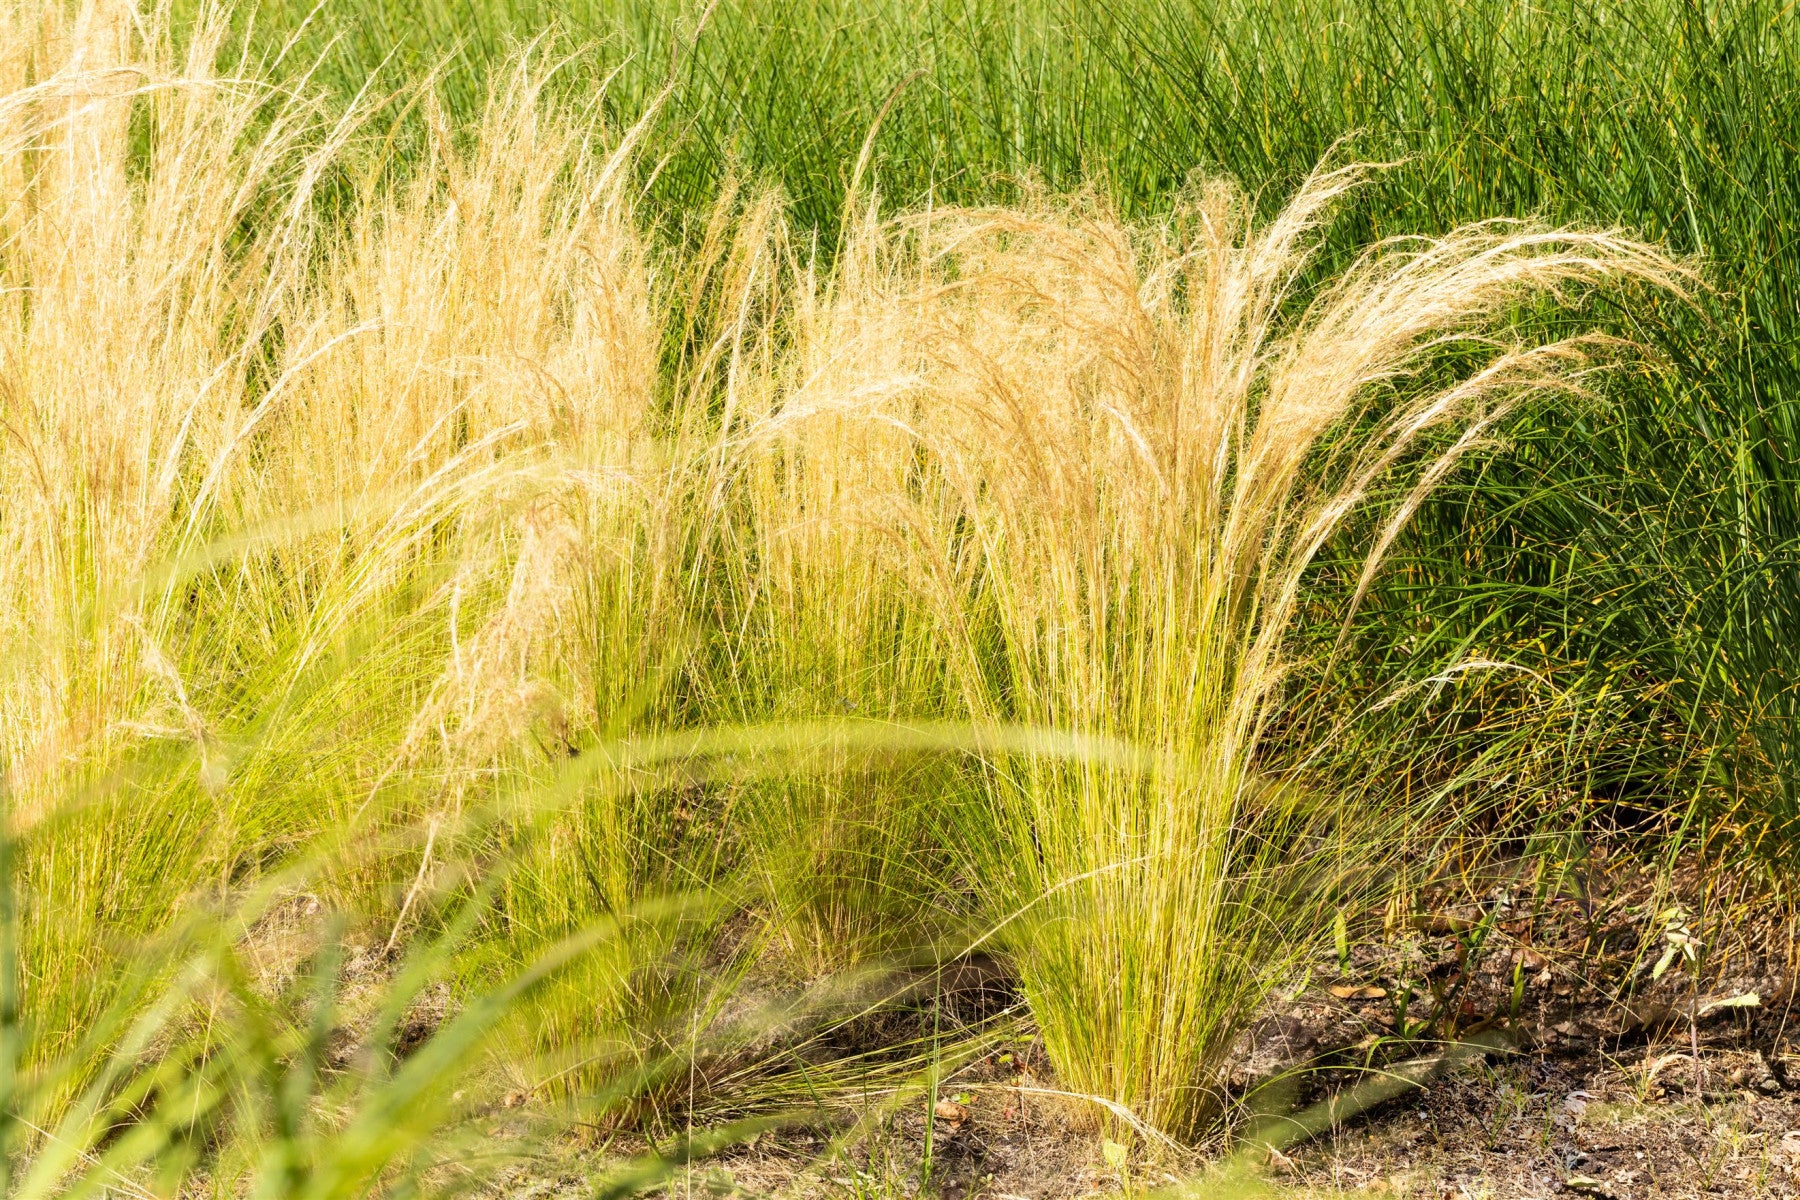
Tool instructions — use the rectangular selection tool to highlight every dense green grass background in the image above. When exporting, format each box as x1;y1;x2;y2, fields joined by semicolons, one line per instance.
238;0;1800;853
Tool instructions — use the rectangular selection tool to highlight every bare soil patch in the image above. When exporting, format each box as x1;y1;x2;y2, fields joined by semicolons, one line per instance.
688;844;1800;1198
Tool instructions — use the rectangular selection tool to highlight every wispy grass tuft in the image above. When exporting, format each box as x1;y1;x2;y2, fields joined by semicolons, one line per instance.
723;174;1687;1135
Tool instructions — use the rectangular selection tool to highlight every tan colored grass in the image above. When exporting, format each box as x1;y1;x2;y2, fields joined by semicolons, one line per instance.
0;0;671;796
729;178;1689;1135
0;0;683;1074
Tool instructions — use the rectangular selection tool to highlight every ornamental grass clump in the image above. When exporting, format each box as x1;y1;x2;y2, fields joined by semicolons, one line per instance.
0;0;688;1079
739;176;1688;1137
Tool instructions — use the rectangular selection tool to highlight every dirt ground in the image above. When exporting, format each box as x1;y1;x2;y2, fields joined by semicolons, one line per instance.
684;843;1800;1199
698;1031;1800;1199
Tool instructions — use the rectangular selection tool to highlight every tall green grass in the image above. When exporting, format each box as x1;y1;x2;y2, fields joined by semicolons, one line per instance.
235;0;1800;856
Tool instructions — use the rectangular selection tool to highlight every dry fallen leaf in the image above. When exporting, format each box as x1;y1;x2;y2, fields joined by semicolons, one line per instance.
1328;984;1387;1000
1697;991;1761;1018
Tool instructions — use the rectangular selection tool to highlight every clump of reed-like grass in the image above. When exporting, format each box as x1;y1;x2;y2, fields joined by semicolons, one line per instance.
733;179;1688;1136
0;0;692;1084
0;1;946;1142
